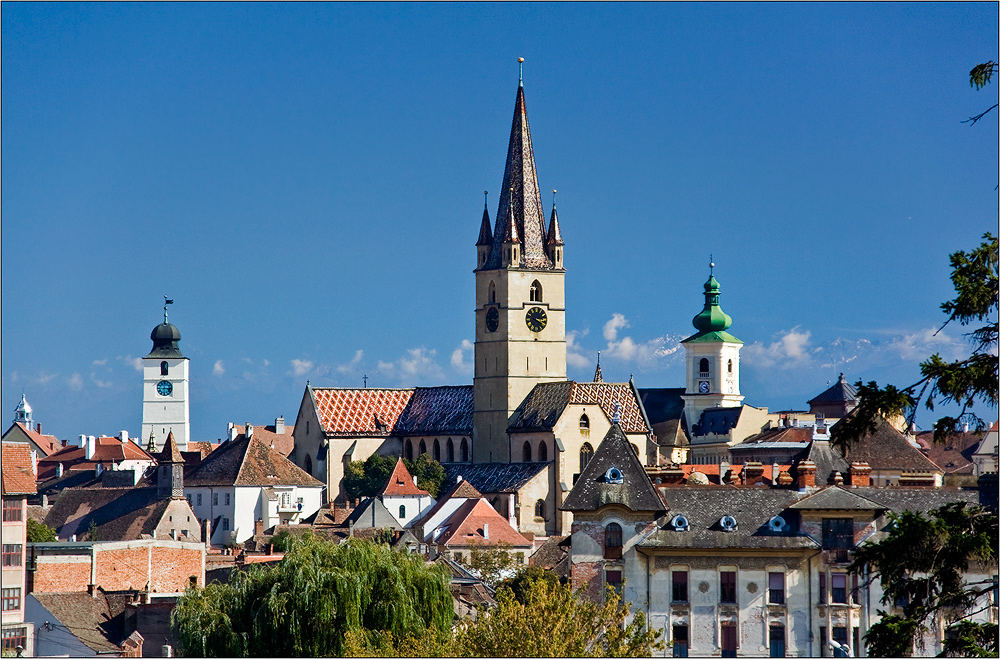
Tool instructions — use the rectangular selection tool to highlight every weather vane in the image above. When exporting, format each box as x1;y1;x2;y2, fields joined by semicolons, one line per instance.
163;295;174;323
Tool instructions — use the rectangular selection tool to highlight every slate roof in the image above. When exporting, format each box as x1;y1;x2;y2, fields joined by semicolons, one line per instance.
833;416;943;473
808;373;858;405
43;486;172;541
184;434;323;488
509;381;650;434
445;462;549;494
693;406;745;436
233;424;294;457
790;486;884;511
311;386;474;437
641;488;819;551
30;590;125;652
159;432;183;463
436;498;533;548
637;388;686;425
855;486;980;515
379;458;431;497
735;427;815;447
344;497;402;530
2;441;37;495
530;534;570;579
562;422;665;513
483;81;553;271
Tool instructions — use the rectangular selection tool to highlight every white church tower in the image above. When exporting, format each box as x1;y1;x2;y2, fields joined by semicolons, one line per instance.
141;299;190;452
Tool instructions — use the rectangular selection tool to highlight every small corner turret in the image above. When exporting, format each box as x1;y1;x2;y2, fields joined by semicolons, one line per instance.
476;191;493;269
545;190;564;269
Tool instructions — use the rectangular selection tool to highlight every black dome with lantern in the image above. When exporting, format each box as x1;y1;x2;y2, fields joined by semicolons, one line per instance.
146;322;184;359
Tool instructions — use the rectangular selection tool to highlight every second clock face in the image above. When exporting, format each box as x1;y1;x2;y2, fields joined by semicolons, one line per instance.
485;307;499;332
525;306;548;332
698;381;710;394
157;380;173;396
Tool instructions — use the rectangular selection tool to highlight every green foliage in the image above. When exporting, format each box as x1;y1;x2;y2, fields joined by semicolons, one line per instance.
268;530;293;552
171;534;454;657
969;61;997;90
86;518;99;542
403;453;446;498
462;541;519;589
833;233;998;448
452;578;665;657
498;564;563;603
851;502;999;657
940;619;999;657
343;454;397;500
26;518;57;543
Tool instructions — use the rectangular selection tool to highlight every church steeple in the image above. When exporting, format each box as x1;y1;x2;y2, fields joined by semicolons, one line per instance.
484;65;552;270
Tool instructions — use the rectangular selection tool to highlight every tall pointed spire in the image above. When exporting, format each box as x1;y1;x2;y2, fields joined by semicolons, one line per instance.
476;191;493;247
546;191;564;247
593;351;603;383
485;60;552;270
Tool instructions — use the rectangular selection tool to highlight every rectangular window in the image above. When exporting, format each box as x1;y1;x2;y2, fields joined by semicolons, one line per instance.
851;573;860;604
721;622;738;657
672;625;689;657
605;570;622;596
832;626;849;657
819;572;827;603
831;573;847;604
672;570;689;603
822;518;854;550
768;571;785;604
2;499;22;522
222;517;230;531
1;588;21;611
213;493;219;506
197;493;203;506
1;544;22;567
720;570;737;604
769;625;786;658
819;626;827;657
225;493;231;506
1;628;27;653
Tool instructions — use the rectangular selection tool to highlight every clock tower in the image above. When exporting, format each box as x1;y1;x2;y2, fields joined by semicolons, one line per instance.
473;68;566;463
680;266;744;435
141;300;190;452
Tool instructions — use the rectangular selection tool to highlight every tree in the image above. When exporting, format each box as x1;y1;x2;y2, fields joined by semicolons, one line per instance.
403;454;446;498
964;61;998;126
498;564;563;603
342;453;446;500
26;519;57;543
832;233;998;447
171;534;454;657
850;502;998;657
460;541;520;589
451;577;665;657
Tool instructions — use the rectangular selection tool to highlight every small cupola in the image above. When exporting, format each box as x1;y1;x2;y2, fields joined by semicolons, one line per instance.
147;298;184;359
13;393;33;430
691;263;734;335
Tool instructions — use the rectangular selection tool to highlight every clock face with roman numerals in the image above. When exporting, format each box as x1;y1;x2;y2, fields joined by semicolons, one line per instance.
525;306;547;333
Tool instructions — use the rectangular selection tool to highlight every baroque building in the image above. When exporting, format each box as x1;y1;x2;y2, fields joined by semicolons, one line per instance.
141;301;190;452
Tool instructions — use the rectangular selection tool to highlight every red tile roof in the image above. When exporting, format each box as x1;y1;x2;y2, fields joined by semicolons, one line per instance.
2;442;37;495
438;498;532;548
379;458;431;497
238;424;294;456
312;388;415;436
13;422;60;456
36;437;155;481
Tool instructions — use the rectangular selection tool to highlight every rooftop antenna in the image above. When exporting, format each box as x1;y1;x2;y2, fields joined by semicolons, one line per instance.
163;295;174;323
518;57;524;86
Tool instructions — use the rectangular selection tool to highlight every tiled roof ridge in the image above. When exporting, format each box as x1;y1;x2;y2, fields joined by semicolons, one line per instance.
379;458;431;497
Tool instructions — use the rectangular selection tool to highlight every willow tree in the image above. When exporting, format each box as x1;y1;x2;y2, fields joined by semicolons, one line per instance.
171;534;454;657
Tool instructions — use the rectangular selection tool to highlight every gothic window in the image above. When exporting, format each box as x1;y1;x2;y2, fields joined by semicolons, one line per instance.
404;440;413;462
523;441;532;462
160;361;169;376
580;414;590;429
699;358;710;377
604;523;623;559
529;280;542;302
433;439;441;462
488;281;496;304
728;359;733;373
419;439;427;456
538;441;547;462
580;443;594;470
460;438;469;462
305;455;313;476
446;438;455;462
534;499;545;519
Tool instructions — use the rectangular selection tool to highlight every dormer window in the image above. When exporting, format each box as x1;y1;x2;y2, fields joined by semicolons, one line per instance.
605;466;624;484
580;414;590;429
529;280;542;302
160;361;169;376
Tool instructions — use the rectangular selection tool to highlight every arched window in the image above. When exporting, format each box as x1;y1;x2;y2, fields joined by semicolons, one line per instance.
446;438;455;462
632;443;640;456
580;443;594;470
160;361;169;376
305;455;313;476
535;499;545;519
433;439;441;462
727;359;733;373
538;441;548;462
488;281;496;304
529;280;542;302
580;414;590;429
399;505;406;519
419;439;427;456
404;440;413;462
460;438;469;462
523;441;532;462
605;523;623;559
699;358;710;376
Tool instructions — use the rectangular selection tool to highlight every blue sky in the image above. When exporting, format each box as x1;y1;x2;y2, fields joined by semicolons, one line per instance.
3;3;997;442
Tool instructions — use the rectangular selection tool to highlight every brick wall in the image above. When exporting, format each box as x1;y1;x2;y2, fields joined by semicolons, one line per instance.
32;557;92;593
150;545;203;591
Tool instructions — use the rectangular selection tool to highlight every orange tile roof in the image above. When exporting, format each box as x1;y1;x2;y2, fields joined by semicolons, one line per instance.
2;442;37;495
438;498;532;548
379;458;431;497
678;463;791;485
36;437;155;481
14;422;60;456
233;424;294;457
312;388;415;436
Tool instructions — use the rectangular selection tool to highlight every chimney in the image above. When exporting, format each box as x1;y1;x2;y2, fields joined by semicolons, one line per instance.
456;475;463;483
87;584;97;597
119;430;129;443
275;416;285;434
202;518;212;544
227;423;237;443
719;461;730;483
829;471;844;486
483;523;489;539
79;434;88;448
744;461;765;487
661;464;686;484
56;463;64;478
254;519;264;537
41;494;49;509
36;423;41;436
245;423;253;439
413;475;419;486
849;461;871;488
797;460;817;490
771;463;780;486
776;470;794;487
85;436;96;460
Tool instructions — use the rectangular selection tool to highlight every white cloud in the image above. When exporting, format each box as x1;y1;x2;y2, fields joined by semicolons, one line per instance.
35;372;58;385
566;329;592;369
213;360;225;376
67;373;84;391
450;340;474;373
742;327;814;369
290;359;314;377
377;347;445;386
603;313;630;341
118;356;143;372
888;327;965;362
337;350;364;374
91;374;113;388
92;358;108;366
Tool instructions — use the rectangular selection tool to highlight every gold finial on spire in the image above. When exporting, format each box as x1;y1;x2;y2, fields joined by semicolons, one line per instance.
552;189;557;208
518;57;524;85
484;190;488;209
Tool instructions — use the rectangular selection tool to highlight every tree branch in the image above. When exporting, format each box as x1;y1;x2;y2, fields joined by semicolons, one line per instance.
961;103;998;126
